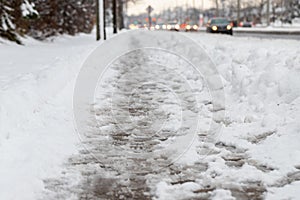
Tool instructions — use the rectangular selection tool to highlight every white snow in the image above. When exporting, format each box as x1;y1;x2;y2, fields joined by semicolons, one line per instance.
0;34;99;200
211;189;234;200
235;26;300;32
21;0;38;17
0;31;300;199
185;33;300;199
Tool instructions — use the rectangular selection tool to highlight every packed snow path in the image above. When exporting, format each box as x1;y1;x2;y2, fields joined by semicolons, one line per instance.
42;32;273;200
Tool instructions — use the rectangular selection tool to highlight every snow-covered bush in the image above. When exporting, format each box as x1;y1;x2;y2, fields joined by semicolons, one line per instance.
0;0;95;43
28;0;95;40
0;0;38;43
21;0;39;19
0;1;20;43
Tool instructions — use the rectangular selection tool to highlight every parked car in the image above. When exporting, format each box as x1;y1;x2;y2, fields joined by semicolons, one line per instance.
206;18;233;35
239;21;252;27
230;20;238;27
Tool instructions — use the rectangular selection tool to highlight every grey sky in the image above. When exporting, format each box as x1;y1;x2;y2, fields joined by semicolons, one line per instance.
127;0;214;16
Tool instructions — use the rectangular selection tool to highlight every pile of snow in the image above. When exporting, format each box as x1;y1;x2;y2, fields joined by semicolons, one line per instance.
271;18;300;28
0;34;98;200
152;33;300;200
236;26;300;32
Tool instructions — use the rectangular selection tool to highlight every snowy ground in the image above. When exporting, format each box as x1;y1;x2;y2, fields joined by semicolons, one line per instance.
0;31;300;200
0;34;99;200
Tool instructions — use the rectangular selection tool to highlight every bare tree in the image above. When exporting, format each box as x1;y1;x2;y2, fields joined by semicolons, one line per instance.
103;0;106;39
267;0;270;25
118;0;125;30
113;0;140;32
216;0;219;17
96;0;101;40
112;0;117;33
237;0;240;24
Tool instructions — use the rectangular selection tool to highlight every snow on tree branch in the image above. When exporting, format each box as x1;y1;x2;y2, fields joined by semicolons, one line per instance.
21;0;38;18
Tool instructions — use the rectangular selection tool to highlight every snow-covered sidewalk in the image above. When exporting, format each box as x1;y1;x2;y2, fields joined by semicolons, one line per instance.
0;32;300;199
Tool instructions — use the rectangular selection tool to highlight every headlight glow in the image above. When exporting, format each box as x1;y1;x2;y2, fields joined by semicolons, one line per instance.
129;24;137;30
175;24;180;30
155;25;160;30
212;26;218;31
186;25;191;30
193;25;198;30
167;25;172;30
227;25;232;30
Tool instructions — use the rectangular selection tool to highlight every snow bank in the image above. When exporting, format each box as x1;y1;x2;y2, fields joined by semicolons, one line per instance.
192;33;300;199
0;34;98;200
150;33;300;200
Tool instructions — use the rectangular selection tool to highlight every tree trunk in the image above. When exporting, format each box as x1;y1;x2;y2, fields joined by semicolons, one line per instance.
96;0;100;40
237;0;240;25
118;0;124;30
216;0;219;17
103;0;106;40
112;0;117;34
267;0;270;25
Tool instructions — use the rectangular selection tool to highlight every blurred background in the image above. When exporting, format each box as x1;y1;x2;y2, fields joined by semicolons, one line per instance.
1;0;300;43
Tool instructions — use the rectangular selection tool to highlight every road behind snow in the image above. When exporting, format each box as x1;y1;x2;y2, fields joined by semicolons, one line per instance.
0;31;300;200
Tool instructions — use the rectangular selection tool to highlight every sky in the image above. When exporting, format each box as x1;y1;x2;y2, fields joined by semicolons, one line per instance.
127;0;213;16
